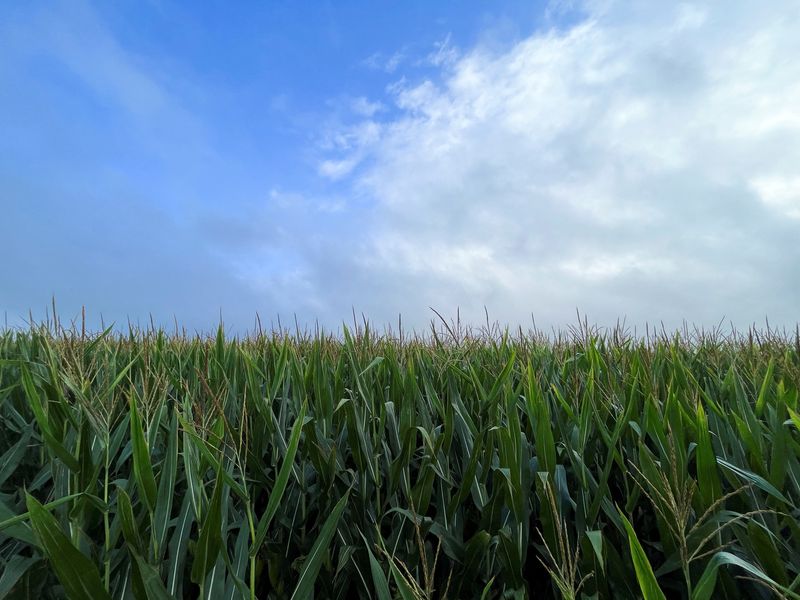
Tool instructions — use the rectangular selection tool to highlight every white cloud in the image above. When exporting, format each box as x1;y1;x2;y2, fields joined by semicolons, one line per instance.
425;33;459;67
750;176;800;219
318;157;360;179
317;120;382;179
363;50;406;73
351;96;385;117
292;0;800;329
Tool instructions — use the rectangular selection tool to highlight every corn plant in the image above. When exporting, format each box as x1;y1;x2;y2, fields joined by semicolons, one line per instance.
0;321;798;599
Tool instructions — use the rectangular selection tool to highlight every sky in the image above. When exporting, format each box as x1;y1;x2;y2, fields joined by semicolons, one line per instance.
1;0;799;334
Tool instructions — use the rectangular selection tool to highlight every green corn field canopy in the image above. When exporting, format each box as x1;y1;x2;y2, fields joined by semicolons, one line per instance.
1;322;799;599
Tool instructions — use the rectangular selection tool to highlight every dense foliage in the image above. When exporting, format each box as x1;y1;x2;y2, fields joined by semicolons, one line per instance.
1;323;799;599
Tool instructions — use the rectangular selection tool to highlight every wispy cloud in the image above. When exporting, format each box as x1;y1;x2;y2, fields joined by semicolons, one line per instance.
317;120;382;179
363;49;406;73
350;96;385;117
4;2;214;163
424;33;459;67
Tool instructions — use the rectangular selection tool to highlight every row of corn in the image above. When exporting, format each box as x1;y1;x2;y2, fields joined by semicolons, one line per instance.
0;324;799;598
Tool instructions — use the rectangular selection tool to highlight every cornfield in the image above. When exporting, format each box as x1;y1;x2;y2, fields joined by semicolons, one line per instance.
1;321;799;599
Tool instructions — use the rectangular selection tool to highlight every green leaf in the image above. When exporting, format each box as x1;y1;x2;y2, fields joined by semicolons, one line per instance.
695;404;721;509
190;465;226;584
359;532;391;600
131;550;174;600
755;358;775;416
619;511;666;600
117;486;143;554
479;577;496;600
25;493;111;600
290;490;349;600
746;521;788;586
0;555;38;598
787;406;800;431
153;412;180;555
387;557;418;600
251;403;307;556
359;356;384;377
586;529;605;574
223;525;250;600
167;495;195;597
0;492;83;544
0;426;33;487
717;458;791;505
527;361;556;475
104;352;140;401
129;392;158;513
177;416;248;502
692;551;800;600
20;364;80;472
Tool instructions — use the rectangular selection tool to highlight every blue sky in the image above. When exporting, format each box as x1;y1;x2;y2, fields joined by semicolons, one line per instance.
2;1;799;333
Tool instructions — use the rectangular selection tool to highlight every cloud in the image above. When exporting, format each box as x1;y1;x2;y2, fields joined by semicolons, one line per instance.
317;120;382;179
363;50;406;73
350;96;385;117
750;176;800;220
299;0;800;329
425;33;459;67
5;0;800;333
